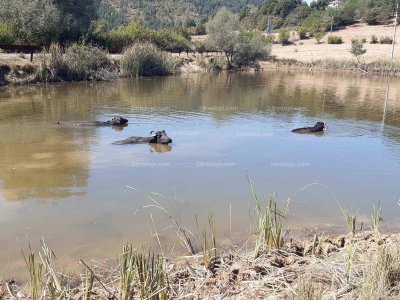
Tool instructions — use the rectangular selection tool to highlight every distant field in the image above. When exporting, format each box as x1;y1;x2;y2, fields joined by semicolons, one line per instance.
272;23;400;62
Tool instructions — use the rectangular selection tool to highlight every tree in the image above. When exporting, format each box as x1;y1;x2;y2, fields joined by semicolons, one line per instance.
206;8;240;66
232;32;271;68
0;0;61;45
314;31;325;44
53;0;98;42
350;39;367;62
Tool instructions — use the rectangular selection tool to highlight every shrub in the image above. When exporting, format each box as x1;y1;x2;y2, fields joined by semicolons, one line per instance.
350;39;367;62
371;35;379;44
278;29;290;45
298;27;308;40
64;43;115;81
232;32;271;68
193;41;207;54
380;36;393;44
0;22;14;44
206;8;240;66
265;34;275;44
314;32;325;44
327;35;343;44
121;43;177;77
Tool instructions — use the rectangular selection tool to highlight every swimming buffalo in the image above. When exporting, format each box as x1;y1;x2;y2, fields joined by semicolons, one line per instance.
292;122;326;133
74;116;128;127
113;130;172;145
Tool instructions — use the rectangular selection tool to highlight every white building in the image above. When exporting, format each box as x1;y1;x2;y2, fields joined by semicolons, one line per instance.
328;0;342;8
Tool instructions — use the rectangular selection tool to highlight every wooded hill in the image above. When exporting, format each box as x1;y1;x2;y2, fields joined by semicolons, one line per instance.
101;0;264;28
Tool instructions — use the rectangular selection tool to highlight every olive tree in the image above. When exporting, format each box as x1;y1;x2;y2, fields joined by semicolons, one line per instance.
233;32;271;68
206;8;240;67
350;39;367;62
0;0;61;45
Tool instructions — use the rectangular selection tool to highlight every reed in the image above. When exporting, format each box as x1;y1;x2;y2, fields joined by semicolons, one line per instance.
127;186;195;255
84;269;94;300
196;212;218;270
134;250;170;300
372;201;383;233
119;243;135;300
247;176;288;258
21;246;43;300
336;200;357;235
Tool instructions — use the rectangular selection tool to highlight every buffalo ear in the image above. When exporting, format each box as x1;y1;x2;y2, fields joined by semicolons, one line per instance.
150;131;156;136
162;130;166;133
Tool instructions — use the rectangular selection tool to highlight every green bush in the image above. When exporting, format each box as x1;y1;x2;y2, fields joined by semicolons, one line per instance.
193;41;207;53
64;43;115;81
298;27;308;40
380;36;393;44
232;32;271;68
105;22;191;52
121;43;178;77
0;22;14;44
370;35;379;44
350;39;367;62
278;29;290;45
265;34;275;44
327;35;343;44
314;32;325;44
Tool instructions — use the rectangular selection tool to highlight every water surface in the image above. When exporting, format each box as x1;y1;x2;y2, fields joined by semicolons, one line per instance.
1;71;400;276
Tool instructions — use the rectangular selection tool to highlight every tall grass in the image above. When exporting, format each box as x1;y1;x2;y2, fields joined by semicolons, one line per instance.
372;201;383;233
277;58;400;76
361;246;400;298
119;243;135;300
38;43;118;82
247;176;288;258
64;43;116;81
196;212;218;270
134;250;170;300
337;200;358;235
127;185;195;255
121;43;178;77
22;248;43;300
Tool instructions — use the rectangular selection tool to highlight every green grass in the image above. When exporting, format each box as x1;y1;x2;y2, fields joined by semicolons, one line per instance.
372;201;383;233
336;200;358;235
247;176;288;258
119;243;135;300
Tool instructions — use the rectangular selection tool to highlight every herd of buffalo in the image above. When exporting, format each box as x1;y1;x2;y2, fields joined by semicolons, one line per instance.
70;116;326;145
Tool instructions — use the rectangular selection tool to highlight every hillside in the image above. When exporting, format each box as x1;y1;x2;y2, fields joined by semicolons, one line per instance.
100;0;264;28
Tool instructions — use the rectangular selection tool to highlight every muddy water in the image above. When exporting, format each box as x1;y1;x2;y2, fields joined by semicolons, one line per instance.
1;71;400;276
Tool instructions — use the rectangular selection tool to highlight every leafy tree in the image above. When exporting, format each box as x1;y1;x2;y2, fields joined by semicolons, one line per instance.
53;0;98;41
350;39;367;62
0;21;13;44
0;0;61;45
232;32;270;68
206;8;240;66
314;31;325;44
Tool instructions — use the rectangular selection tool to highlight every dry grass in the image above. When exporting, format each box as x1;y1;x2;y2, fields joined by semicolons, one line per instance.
4;231;400;299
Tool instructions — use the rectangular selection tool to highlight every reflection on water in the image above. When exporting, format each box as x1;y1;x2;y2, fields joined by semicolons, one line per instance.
1;71;400;276
150;144;173;153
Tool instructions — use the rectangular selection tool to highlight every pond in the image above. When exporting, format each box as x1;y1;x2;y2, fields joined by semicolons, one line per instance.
1;71;400;276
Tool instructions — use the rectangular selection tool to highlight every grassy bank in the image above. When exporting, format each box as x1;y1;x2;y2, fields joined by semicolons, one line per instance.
1;191;400;299
263;58;400;77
